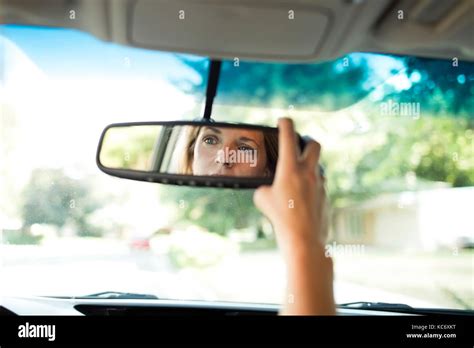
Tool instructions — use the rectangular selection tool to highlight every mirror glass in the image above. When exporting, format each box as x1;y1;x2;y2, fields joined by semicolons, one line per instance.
99;124;278;179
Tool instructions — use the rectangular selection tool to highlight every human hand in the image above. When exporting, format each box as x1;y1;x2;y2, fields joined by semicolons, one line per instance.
253;117;335;315
253;118;328;258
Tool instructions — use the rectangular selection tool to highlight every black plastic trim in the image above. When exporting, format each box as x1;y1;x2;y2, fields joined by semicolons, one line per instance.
96;120;279;188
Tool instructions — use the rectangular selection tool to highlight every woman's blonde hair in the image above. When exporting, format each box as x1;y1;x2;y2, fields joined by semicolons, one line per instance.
179;125;202;175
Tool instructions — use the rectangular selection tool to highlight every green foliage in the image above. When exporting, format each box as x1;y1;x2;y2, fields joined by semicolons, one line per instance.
179;55;370;111
2;229;43;245
159;186;263;235
396;56;474;115
168;53;474;228
101;128;157;169
239;238;277;252
21;169;102;237
412;119;474;186
327;116;474;206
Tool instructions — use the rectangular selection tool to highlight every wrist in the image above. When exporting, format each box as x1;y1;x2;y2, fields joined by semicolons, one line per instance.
275;225;326;255
286;241;330;266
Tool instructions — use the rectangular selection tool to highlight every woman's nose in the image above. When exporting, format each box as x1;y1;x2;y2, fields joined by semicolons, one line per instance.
215;146;234;167
215;157;233;167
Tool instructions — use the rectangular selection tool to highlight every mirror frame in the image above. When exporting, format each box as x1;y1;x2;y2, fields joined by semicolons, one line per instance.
96;120;292;189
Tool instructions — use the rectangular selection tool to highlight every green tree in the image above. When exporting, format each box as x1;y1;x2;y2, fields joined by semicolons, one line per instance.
395;56;474;115
159;186;263;235
356;118;472;191
21;168;102;237
178;55;370;111
162;55;372;234
166;53;474;230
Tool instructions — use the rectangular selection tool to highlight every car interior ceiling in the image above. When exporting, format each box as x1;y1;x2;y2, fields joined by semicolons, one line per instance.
1;0;473;63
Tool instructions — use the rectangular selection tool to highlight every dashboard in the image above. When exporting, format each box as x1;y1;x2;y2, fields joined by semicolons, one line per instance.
0;296;414;316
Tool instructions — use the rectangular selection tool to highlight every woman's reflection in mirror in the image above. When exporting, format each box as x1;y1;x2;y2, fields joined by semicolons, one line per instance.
179;126;278;177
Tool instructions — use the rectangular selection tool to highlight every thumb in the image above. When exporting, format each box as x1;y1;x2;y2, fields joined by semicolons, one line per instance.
253;185;272;211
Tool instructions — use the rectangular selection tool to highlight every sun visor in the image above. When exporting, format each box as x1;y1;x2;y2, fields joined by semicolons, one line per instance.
129;0;331;60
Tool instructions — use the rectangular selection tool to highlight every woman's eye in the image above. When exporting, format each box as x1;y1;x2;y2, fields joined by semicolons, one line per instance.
203;136;218;145
238;145;254;152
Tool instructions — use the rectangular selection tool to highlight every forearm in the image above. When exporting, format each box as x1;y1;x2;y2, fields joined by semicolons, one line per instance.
280;240;336;315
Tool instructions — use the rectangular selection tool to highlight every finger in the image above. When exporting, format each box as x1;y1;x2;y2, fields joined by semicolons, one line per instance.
302;140;321;170
277;118;298;170
253;185;271;211
320;170;326;186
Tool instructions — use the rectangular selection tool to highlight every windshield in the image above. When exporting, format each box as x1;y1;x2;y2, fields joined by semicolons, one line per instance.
1;25;473;310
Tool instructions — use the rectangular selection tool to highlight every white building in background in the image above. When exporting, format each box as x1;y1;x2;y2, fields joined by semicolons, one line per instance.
332;186;474;251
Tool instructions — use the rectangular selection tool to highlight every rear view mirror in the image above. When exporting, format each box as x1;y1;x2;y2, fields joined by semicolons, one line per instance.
97;121;285;188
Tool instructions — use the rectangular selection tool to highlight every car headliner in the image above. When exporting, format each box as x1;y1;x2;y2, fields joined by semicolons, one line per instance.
1;0;473;63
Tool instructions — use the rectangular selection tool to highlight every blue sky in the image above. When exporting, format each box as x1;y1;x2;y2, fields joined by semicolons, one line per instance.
0;24;206;82
1;24;414;110
1;24;405;79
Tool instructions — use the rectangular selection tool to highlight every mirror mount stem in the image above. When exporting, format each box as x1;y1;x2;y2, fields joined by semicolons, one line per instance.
202;59;222;121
